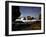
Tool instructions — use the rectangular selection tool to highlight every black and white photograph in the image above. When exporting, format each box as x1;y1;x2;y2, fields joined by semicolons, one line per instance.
5;1;45;36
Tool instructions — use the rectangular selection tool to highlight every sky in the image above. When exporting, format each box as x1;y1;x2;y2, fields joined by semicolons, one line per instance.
19;6;41;18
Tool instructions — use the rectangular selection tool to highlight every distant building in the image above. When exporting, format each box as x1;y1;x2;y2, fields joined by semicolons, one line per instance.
16;16;35;21
27;16;32;20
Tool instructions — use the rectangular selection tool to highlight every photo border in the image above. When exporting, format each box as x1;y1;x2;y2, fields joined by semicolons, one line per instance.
5;1;45;36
